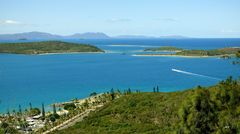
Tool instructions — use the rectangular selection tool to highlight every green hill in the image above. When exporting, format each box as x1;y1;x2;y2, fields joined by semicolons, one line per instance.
0;41;104;54
54;77;240;134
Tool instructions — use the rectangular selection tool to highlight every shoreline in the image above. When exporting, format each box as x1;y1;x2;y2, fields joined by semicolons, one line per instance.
132;54;213;58
144;50;182;52
0;51;105;55
38;51;104;55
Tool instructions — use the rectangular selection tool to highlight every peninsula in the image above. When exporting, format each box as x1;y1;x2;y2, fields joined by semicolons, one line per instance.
137;46;240;58
144;46;183;52
0;41;104;54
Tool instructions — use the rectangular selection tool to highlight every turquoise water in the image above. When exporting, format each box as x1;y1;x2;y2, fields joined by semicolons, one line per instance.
0;39;240;113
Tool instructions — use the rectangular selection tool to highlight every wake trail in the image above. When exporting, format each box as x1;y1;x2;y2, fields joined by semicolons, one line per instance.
171;68;221;80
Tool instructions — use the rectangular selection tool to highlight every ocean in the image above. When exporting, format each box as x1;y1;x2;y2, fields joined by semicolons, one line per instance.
0;38;240;113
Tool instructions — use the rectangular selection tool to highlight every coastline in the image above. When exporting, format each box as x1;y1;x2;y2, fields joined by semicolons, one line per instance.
144;50;182;52
132;54;213;58
38;51;104;55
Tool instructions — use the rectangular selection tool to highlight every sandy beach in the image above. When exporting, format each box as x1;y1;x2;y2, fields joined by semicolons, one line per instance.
132;54;212;58
38;51;104;55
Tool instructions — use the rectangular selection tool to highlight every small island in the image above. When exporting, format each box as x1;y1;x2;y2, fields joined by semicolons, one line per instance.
144;46;183;52
137;46;240;58
0;41;104;54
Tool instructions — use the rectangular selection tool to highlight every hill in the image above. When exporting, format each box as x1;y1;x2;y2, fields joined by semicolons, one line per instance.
67;32;110;39
54;77;240;134
0;32;62;40
0;41;104;54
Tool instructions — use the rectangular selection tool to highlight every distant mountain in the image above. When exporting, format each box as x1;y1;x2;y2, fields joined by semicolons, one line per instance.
0;31;189;40
158;35;189;39
66;32;110;39
0;31;62;40
114;35;155;39
0;32;110;40
114;35;189;39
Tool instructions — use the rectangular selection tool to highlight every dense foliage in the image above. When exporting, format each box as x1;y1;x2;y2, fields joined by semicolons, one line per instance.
0;122;18;134
63;103;76;111
28;108;41;116
179;77;240;133
55;77;240;134
0;41;104;54
176;47;240;56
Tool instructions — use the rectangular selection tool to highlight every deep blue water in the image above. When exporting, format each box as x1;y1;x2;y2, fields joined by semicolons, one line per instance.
0;38;240;113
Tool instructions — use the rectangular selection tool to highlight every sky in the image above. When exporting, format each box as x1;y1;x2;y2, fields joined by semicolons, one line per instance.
0;0;240;38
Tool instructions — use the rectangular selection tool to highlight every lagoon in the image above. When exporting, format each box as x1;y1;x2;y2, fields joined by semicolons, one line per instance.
0;38;240;113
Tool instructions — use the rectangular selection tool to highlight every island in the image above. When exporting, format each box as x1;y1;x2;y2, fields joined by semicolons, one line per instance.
0;41;104;54
136;46;240;58
144;46;183;52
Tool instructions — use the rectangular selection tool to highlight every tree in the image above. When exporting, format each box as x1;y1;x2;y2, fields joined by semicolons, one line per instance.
29;102;32;110
156;86;159;92
153;87;156;93
53;104;57;115
236;50;240;58
29;108;41;116
90;92;97;97
18;105;22;115
49;115;56;122
42;103;45;121
128;88;131;93
178;87;218;134
232;51;240;64
6;109;10;117
63;103;76;111
110;88;115;100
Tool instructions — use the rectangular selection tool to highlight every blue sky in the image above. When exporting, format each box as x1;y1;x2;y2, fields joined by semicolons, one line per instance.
0;0;239;37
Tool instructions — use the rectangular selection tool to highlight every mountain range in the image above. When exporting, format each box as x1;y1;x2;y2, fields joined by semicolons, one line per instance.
0;31;189;40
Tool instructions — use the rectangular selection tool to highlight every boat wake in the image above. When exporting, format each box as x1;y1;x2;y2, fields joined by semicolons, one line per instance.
171;68;221;80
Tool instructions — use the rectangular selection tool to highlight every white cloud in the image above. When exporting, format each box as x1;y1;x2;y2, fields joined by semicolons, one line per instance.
0;20;21;25
106;18;131;23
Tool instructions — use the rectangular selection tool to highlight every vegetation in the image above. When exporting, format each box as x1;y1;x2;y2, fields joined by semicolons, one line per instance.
176;47;240;56
89;92;97;97
0;122;18;134
54;77;240;134
237;50;240;58
63;103;76;111
28;108;41;116
141;47;240;57
0;41;104;54
144;46;183;51
233;51;240;64
42;103;45;121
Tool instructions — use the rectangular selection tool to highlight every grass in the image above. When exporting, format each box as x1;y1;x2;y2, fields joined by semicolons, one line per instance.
53;77;240;133
53;90;194;134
